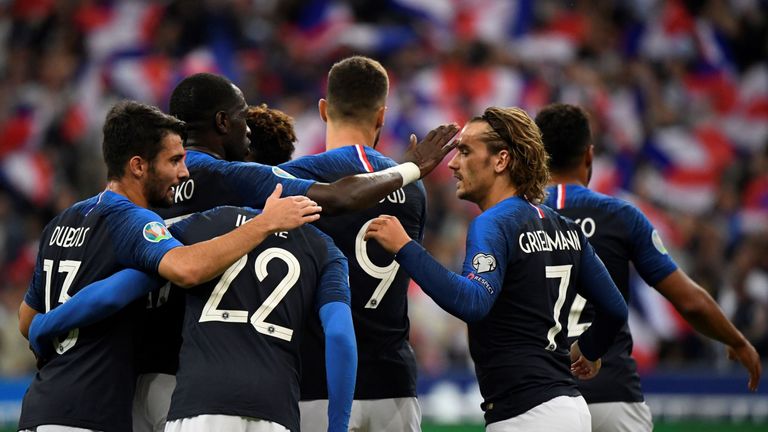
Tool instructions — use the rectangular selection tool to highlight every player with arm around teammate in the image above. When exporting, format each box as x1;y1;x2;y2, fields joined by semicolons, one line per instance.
365;107;629;431
131;72;456;432
279;56;426;432
162;205;355;432
536;103;761;432
16;101;319;432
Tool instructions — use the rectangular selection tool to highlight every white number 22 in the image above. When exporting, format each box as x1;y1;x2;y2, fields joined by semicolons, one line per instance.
199;248;300;342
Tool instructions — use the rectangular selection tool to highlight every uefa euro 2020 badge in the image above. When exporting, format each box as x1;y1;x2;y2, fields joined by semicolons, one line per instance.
143;221;171;243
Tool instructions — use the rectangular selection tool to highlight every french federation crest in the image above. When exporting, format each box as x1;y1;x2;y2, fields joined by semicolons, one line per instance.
472;253;497;273
272;166;296;179
143;221;171;243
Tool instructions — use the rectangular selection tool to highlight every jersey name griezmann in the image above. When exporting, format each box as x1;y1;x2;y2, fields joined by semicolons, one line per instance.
518;229;581;254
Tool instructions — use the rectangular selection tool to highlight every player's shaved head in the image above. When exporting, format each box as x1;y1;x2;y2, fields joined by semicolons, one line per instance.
326;56;389;125
102;100;186;180
169;73;244;127
535;103;591;173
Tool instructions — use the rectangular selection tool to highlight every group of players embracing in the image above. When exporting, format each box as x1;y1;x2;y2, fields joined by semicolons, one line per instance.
17;56;760;432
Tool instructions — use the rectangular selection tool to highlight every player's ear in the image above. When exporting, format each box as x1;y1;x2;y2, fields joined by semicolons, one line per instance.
585;144;594;168
318;99;328;123
128;155;147;178
375;106;386;129
214;111;228;134
495;149;510;173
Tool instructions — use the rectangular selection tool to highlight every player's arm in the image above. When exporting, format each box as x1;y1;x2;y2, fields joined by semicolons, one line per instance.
573;241;628;368
365;215;502;322
26;269;164;357
312;228;356;432
304;124;458;215
627;206;761;391
656;270;761;390
158;185;320;287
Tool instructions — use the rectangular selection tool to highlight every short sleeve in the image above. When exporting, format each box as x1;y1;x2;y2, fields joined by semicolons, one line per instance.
309;226;351;309
109;206;183;272
626;205;678;286
24;237;47;312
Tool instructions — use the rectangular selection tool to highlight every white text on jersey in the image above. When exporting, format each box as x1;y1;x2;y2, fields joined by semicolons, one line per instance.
379;188;406;204
172;179;195;203
235;214;288;238
518;229;581;254
49;226;90;248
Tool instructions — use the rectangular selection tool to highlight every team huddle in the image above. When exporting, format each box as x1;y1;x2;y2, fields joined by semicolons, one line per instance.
16;56;760;432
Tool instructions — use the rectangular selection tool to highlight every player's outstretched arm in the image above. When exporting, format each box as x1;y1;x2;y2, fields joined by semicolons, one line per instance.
656;270;761;391
574;241;628;363
305;124;458;215
23;269;164;358
159;184;321;287
365;215;498;322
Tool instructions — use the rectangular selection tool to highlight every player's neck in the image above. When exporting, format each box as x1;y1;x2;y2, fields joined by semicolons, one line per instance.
549;171;587;188
105;178;149;208
478;180;518;212
325;123;377;151
185;135;225;159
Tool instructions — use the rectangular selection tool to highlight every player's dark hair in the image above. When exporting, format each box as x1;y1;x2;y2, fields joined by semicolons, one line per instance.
246;104;297;165
102;100;187;180
326;56;388;124
535;103;591;173
473;106;550;204
169;73;242;127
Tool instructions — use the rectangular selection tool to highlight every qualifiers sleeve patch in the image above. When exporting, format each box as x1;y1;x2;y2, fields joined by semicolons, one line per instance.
143;221;172;243
651;230;668;255
472;253;497;273
272;166;297;179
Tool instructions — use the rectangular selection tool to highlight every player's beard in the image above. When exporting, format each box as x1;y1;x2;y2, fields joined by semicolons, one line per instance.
144;165;175;208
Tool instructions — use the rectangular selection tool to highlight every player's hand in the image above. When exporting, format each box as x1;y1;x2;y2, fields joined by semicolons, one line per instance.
727;341;761;391
403;123;460;178
570;341;601;380
364;215;411;254
261;184;321;232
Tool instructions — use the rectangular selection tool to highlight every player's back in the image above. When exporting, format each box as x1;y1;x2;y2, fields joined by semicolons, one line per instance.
165;206;339;432
468;197;586;424
20;192;159;431
281;144;426;399
543;183;676;403
140;150;316;376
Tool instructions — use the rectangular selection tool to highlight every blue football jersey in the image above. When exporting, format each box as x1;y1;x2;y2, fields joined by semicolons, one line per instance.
141;150;317;375
281;145;426;399
165;206;349;432
544;183;677;403
20;191;181;431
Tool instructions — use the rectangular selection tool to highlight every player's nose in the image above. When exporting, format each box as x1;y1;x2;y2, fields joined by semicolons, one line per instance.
447;152;459;170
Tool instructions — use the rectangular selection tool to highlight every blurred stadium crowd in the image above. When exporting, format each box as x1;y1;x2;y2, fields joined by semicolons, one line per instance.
0;0;767;380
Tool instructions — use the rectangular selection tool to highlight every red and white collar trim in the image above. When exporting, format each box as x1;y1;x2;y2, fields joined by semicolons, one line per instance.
354;144;374;173
556;183;566;209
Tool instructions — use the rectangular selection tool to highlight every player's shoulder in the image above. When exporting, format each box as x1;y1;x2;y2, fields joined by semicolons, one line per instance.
473;197;530;232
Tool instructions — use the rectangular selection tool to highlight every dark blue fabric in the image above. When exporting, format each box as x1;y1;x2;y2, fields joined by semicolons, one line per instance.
396;241;496;322
28;269;164;357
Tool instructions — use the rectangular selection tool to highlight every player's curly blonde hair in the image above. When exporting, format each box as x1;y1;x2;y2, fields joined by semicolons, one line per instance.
478;106;550;204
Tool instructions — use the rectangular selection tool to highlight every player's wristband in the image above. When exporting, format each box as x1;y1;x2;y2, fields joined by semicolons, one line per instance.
384;162;421;186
